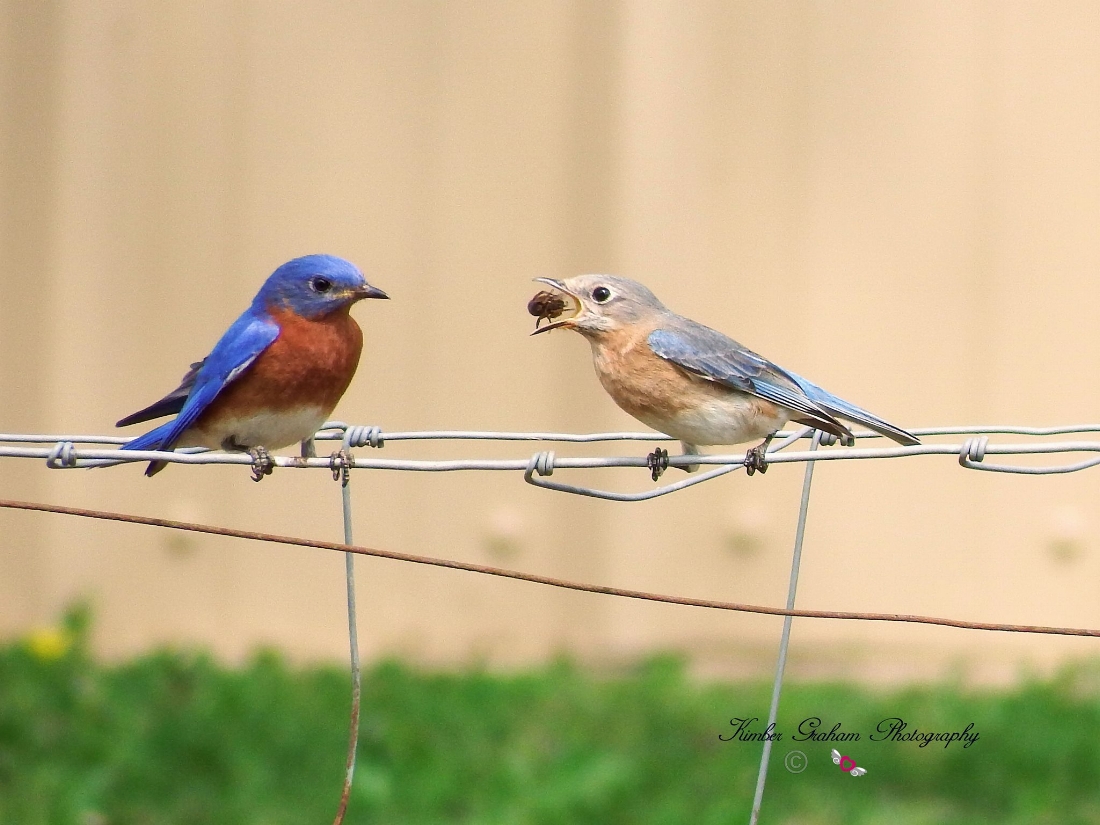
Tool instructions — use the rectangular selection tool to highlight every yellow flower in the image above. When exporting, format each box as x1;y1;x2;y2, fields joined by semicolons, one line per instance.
25;627;73;660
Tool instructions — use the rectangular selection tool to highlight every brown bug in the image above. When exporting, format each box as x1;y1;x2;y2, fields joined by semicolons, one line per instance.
528;290;568;329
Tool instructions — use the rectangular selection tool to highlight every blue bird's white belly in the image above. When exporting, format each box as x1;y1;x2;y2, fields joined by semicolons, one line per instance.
180;405;330;451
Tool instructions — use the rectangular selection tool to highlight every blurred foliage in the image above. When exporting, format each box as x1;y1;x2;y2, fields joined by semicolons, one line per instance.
2;609;1100;823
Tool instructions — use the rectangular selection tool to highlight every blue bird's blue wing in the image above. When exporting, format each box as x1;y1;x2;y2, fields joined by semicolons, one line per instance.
115;359;206;427
647;325;851;438
120;310;280;471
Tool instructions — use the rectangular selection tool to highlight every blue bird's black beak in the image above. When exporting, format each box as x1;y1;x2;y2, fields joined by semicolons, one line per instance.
354;284;390;300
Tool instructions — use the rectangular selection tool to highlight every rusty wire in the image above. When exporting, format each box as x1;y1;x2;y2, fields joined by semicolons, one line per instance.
1;497;1097;638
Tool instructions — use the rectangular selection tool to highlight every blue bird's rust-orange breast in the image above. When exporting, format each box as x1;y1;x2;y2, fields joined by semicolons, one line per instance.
190;306;364;450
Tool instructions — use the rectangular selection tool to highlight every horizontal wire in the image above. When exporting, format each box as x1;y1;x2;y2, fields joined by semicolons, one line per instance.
6;438;1100;471
1;497;1097;639
8;423;1100;448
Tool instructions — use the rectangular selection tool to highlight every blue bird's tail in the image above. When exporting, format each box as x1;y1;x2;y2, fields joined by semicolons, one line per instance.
121;421;175;452
119;420;177;476
794;377;920;447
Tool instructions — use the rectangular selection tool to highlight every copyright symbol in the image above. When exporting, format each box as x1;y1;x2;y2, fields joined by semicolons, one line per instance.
784;750;807;773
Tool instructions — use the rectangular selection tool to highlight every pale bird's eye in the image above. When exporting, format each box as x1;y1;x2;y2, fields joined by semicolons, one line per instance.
310;277;333;294
592;286;612;303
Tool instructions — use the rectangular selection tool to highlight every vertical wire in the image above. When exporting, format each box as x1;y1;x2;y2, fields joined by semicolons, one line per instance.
332;464;361;825
748;430;821;824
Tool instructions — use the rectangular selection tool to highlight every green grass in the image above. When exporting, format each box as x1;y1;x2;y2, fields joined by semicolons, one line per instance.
2;610;1100;824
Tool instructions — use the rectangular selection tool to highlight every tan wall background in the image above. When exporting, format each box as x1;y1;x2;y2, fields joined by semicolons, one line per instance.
2;1;1099;683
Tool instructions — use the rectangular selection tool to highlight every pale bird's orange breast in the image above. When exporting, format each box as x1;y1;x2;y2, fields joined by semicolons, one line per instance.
590;327;707;421
588;325;788;445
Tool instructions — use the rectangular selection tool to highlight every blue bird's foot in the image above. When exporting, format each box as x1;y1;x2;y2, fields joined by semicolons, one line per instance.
647;447;670;482
745;434;776;477
329;449;353;486
249;446;275;482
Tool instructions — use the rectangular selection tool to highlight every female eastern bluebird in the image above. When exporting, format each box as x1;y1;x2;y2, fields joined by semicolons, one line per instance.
116;254;388;477
531;274;918;479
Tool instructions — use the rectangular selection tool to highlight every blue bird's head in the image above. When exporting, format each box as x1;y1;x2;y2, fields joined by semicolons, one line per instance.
254;254;389;319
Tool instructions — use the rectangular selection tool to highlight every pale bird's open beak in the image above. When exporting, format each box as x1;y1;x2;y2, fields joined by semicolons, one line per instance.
529;277;582;335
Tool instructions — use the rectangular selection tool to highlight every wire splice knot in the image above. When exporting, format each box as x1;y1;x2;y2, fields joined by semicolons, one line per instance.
343;425;384;449
960;436;989;467
46;441;78;469
527;450;556;477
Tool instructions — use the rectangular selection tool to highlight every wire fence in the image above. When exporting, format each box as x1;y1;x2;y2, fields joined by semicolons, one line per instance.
3;421;1100;823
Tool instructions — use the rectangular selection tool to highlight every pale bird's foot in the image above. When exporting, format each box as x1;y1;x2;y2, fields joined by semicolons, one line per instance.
249;446;275;482
329;449;353;486
647;447;670;482
300;438;316;459
745;433;776;477
679;441;701;473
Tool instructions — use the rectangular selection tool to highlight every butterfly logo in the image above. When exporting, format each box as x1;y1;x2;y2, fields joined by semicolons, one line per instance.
831;749;867;777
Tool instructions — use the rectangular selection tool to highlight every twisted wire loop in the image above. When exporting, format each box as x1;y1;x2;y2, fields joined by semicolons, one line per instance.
959;436;989;467
526;450;556;477
45;441;78;469
956;434;1100;475
338;423;385;449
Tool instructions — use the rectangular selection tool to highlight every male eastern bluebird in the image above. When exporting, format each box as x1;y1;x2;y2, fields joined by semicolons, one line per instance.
530;275;918;479
116;254;388;478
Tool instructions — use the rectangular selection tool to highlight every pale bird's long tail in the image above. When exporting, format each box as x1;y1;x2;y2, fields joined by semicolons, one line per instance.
794;376;920;447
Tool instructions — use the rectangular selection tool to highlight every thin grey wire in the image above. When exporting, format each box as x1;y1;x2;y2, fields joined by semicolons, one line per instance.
333;439;361;825
10;421;1100;447
522;427;812;501
12;424;1100;504
14;437;1100;474
749;432;820;824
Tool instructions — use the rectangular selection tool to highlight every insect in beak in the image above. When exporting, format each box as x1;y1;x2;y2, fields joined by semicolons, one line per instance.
528;278;580;335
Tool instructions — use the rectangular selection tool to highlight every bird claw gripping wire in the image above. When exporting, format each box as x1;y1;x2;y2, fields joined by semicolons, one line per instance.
330;450;353;487
744;446;769;476
745;433;778;476
249;447;275;482
646;448;669;481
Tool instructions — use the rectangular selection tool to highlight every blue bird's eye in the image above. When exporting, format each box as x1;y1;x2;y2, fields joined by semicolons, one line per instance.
592;286;612;303
310;277;333;294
